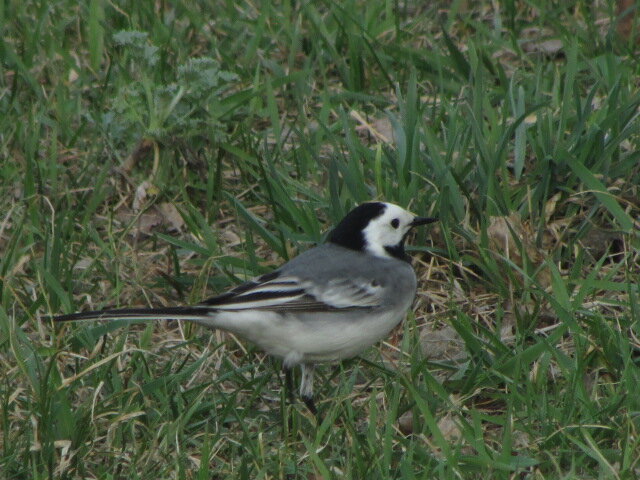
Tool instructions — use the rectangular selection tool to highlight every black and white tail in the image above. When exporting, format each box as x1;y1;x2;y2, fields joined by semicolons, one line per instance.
53;306;215;323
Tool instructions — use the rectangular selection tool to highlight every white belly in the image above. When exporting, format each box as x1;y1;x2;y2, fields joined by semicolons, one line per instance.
197;306;409;366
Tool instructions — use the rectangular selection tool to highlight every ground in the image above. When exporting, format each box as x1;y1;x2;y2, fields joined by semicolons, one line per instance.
1;1;639;478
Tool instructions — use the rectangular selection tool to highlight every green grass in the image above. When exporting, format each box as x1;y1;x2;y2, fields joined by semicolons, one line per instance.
2;0;640;478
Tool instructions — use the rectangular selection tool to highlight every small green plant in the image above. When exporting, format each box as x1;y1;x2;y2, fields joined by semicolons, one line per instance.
106;30;238;149
1;0;639;478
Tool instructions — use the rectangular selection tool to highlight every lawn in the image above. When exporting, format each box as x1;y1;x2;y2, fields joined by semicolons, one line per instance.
1;0;639;478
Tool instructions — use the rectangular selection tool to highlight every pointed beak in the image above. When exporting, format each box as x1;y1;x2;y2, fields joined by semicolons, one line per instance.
410;216;438;228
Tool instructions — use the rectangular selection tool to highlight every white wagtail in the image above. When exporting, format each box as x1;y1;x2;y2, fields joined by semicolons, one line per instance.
54;202;436;413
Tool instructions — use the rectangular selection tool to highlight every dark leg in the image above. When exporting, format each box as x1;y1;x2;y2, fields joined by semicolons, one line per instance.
283;365;295;404
299;363;317;415
302;394;317;415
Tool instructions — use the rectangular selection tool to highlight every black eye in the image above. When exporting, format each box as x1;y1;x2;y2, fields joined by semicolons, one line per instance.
390;218;400;229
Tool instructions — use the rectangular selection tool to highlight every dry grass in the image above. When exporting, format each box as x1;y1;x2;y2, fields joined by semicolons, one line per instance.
2;0;640;478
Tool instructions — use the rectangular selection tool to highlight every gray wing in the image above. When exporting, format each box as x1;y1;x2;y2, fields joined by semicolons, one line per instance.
200;271;383;312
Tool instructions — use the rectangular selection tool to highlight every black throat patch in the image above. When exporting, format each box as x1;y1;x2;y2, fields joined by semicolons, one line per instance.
384;242;410;263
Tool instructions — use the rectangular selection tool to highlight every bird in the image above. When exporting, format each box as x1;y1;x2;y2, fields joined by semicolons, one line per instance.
53;202;437;414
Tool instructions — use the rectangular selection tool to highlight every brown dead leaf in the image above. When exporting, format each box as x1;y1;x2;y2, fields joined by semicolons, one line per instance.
489;215;542;262
513;430;533;449
350;110;394;144
398;410;414;435
10;254;31;277
437;413;461;442
617;0;640;43
370;116;395;143
487;213;551;290
544;192;561;222
156;202;185;232
524;113;538;126
68;69;79;83
133;181;157;211
122;138;154;173
578;228;624;262
116;200;188;238
136;211;163;236
420;324;466;362
523;38;564;56
30;415;41;452
520;27;564;57
499;311;516;344
487;213;527;265
219;229;241;247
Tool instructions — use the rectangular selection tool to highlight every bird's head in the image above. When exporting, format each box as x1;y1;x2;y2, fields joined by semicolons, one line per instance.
327;202;437;261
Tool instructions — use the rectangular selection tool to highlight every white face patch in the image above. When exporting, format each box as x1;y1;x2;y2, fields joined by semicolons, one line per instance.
361;203;417;258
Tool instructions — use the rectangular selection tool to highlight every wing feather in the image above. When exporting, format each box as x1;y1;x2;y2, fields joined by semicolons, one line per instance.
200;272;383;312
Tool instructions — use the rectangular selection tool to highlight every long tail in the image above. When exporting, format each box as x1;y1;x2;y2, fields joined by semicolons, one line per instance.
52;306;214;323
